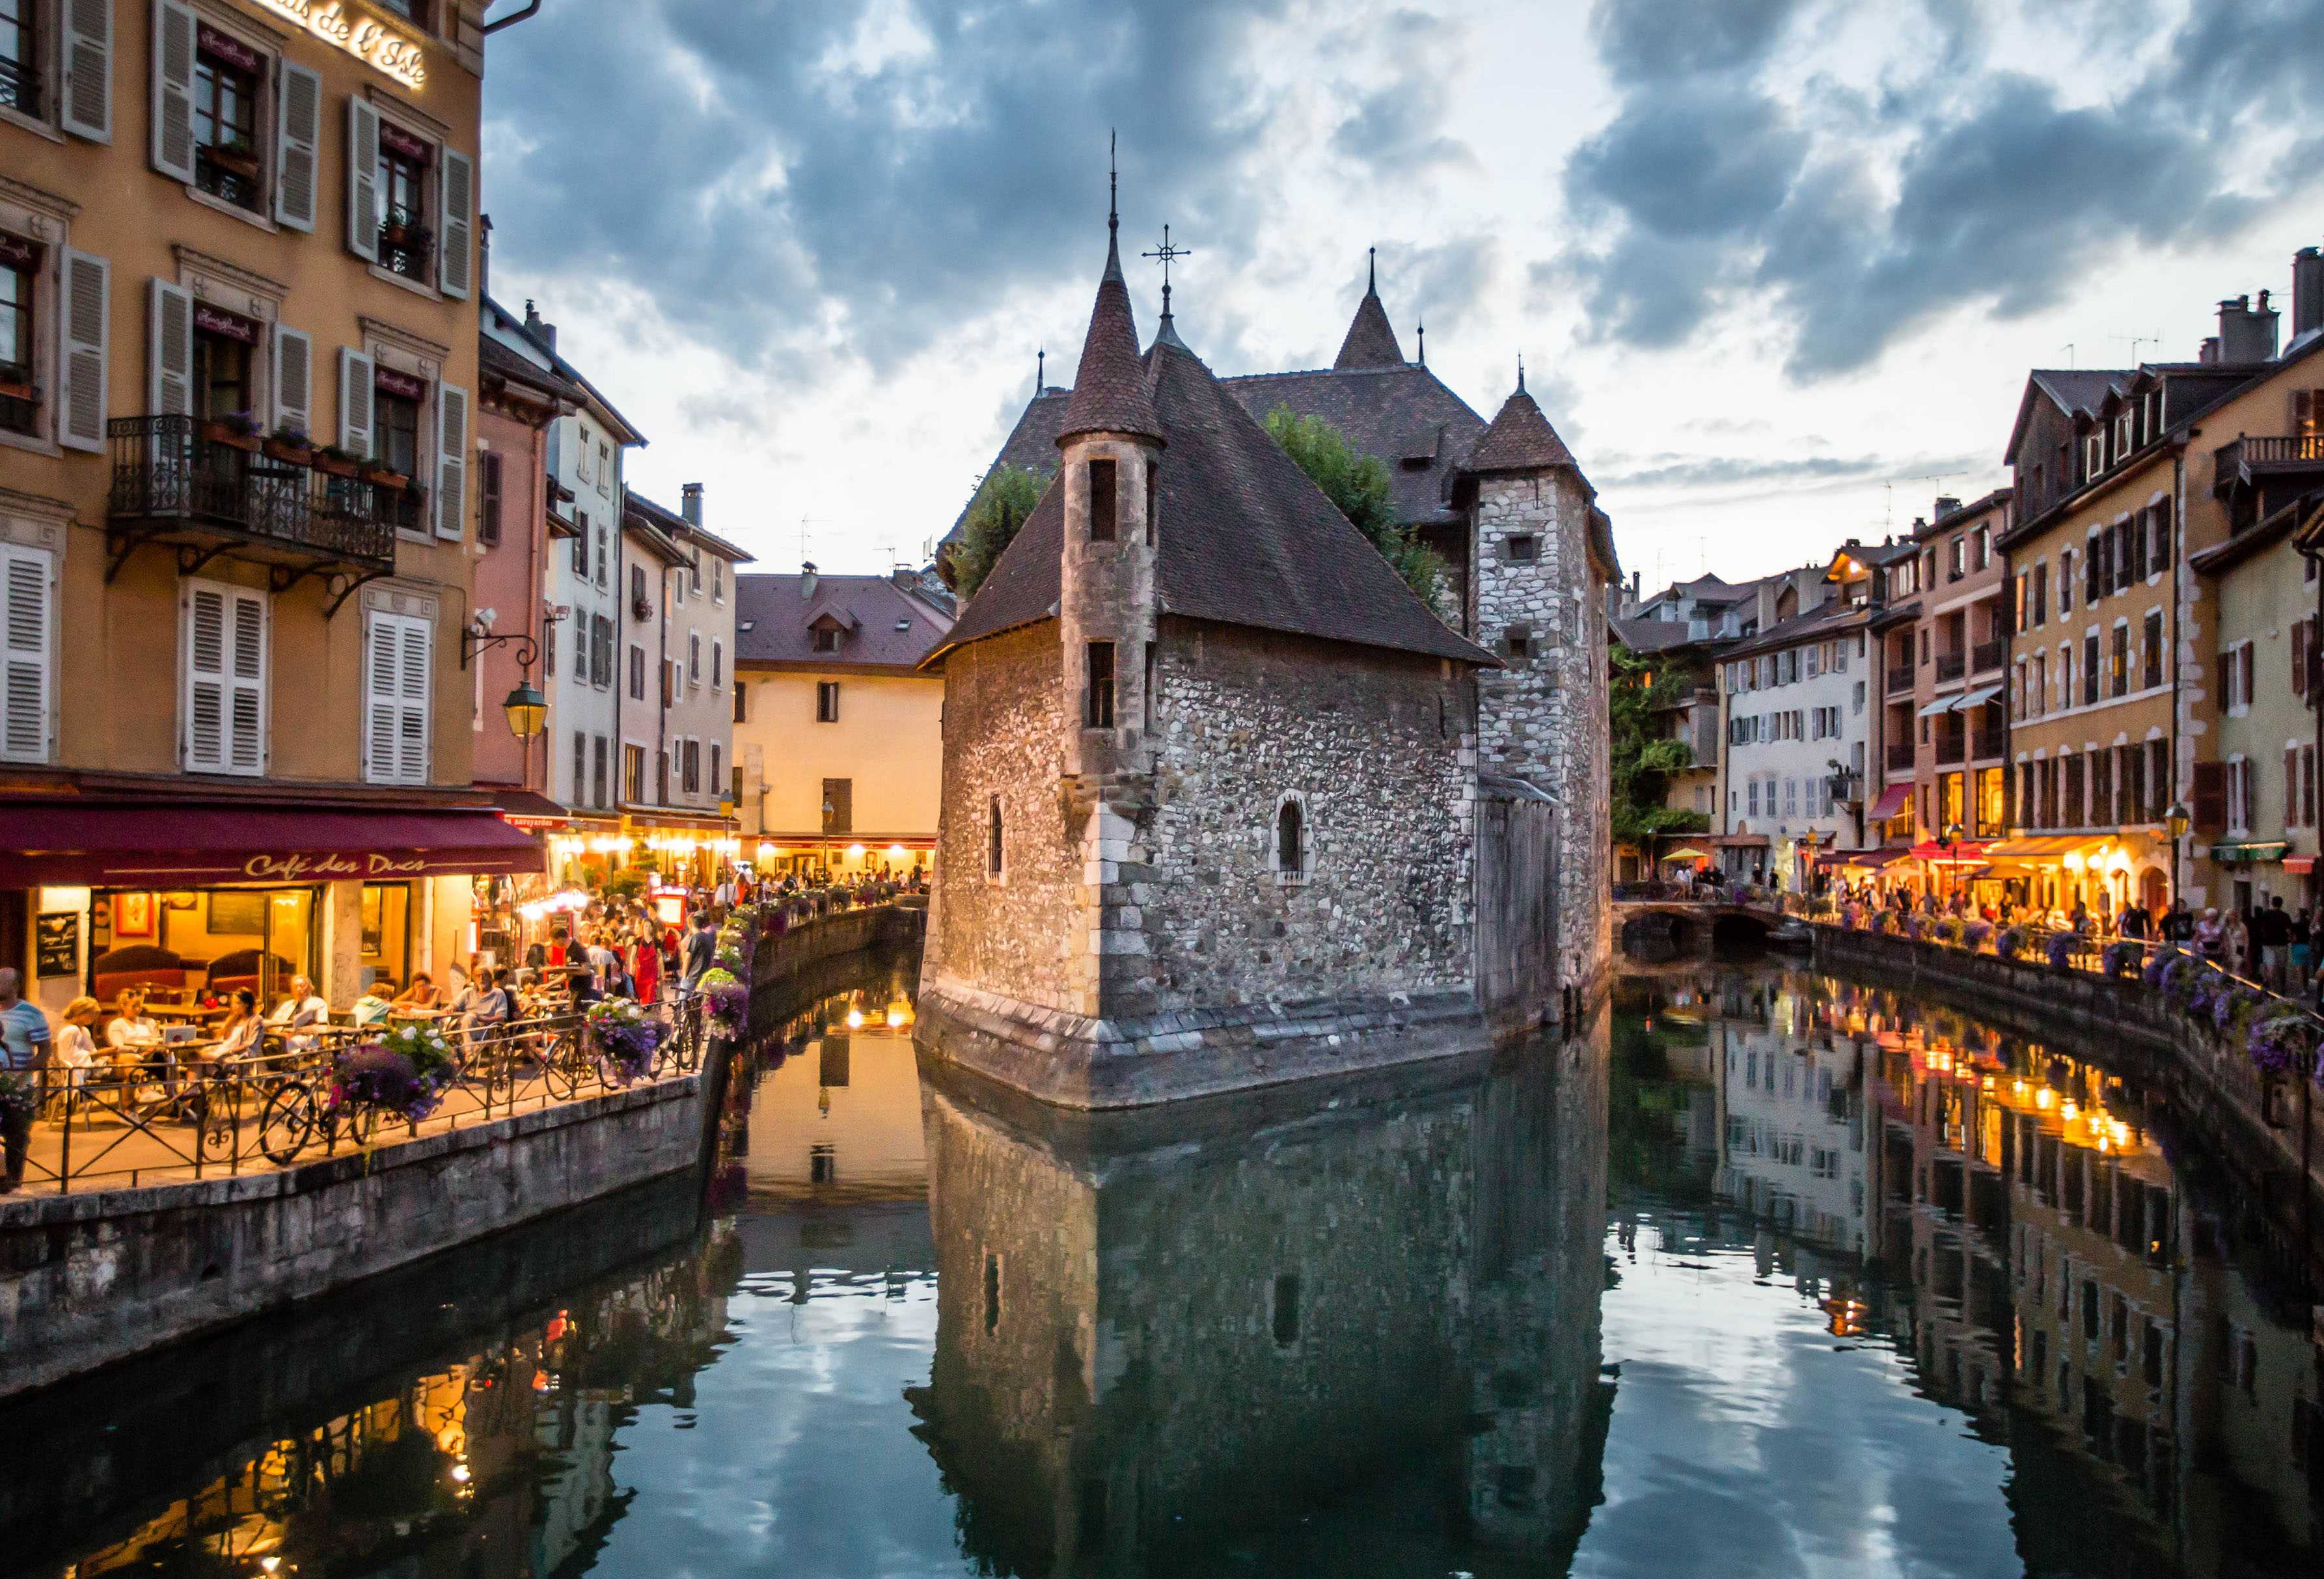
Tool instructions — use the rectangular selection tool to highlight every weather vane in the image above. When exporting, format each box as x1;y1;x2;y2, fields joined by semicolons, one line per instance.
1143;224;1192;321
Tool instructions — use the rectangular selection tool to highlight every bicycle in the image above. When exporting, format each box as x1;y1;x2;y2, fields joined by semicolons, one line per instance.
255;1058;379;1165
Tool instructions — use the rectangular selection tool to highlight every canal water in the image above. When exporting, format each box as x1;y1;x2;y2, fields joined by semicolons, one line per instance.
4;953;2320;1577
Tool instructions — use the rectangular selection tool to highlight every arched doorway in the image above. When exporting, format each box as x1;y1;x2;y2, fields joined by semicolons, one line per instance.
2139;865;2168;915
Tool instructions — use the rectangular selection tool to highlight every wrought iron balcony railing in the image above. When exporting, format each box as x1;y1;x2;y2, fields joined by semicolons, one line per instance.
1935;651;1966;683
1971;638;2006;675
1885;741;1915;772
2213;434;2324;498
107;414;398;577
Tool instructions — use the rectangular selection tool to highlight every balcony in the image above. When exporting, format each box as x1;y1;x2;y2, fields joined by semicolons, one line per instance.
1887;663;1914;695
107;416;400;606
2211;434;2324;498
1934;731;1966;766
1935;651;1966;684
1970;638;2006;675
1885;741;1915;772
1972;727;2005;761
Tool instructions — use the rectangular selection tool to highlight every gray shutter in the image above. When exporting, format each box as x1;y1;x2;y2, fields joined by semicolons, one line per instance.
149;0;195;183
273;61;322;233
437;146;474;299
396;614;431;783
147;277;193;416
346;98;381;262
0;544;54;763
363;610;397;781
59;0;112;142
184;584;227;772
271;325;311;439
226;586;267;774
338;347;374;459
58;249;109;452
434;380;468;538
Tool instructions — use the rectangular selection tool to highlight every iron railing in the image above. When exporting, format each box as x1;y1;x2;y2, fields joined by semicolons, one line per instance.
377;204;433;281
1971;638;2007;675
108;415;398;567
1933;731;1965;765
0;53;38;118
1935;651;1966;683
1886;741;1915;772
1972;727;2005;760
1887;663;1914;695
7;999;707;1195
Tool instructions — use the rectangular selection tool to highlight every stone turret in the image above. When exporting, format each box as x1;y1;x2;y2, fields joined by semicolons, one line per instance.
1054;204;1165;1014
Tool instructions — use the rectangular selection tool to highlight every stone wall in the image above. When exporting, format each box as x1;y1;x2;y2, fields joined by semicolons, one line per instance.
1470;471;1611;992
0;1072;710;1399
923;621;1083;1014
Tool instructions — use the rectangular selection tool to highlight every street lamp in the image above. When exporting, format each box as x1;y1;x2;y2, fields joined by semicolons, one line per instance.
501;678;549;740
2165;800;2191;906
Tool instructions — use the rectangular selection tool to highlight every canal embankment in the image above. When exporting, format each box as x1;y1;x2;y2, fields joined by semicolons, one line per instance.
1812;923;2324;1268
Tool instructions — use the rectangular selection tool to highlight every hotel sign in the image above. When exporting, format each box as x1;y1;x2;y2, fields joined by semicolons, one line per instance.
249;1;428;88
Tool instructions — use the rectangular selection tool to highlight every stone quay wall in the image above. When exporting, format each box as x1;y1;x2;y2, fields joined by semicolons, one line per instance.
1470;470;1611;995
1812;925;2324;1268
747;902;925;1036
0;1072;710;1401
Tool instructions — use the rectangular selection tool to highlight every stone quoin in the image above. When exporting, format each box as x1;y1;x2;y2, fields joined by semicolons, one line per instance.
918;194;1616;1107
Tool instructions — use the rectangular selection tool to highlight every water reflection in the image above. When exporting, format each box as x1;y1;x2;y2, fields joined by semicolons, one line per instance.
6;962;2320;1577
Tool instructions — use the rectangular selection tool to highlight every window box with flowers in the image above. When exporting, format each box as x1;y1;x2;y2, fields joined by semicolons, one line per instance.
201;411;263;452
262;422;313;465
362;462;411;492
200;137;262;183
314;445;364;479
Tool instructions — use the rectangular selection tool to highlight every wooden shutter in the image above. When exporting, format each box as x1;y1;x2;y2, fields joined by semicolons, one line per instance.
434;381;467;538
271;324;311;439
2296;617;2310;697
478;451;502;545
346;98;381;262
146;278;193;416
437;146;474;299
60;0;113;142
58;250;108;452
273;61;322;232
149;0;195;181
364;610;431;785
2192;759;2227;832
0;544;53;763
338;347;374;458
184;582;265;774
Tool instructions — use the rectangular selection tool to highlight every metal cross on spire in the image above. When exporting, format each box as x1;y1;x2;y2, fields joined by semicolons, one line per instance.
1142;224;1192;324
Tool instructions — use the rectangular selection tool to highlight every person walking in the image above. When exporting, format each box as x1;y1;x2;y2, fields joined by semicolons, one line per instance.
2254;896;2291;992
681;910;718;992
632;930;662;1006
0;968;51;1193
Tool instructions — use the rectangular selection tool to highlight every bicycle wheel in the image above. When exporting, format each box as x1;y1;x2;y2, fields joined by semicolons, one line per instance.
334;1101;377;1151
538;1034;581;1101
258;1084;320;1165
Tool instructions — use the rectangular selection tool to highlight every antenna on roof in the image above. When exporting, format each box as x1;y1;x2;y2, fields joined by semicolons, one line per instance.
2058;341;2076;368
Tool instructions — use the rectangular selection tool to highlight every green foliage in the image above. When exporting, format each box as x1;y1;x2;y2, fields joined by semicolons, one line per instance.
1610;642;1712;848
1263;405;1446;606
605;868;647;902
951;463;1050;601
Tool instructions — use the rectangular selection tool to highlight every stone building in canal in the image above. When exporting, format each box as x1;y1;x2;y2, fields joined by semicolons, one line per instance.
918;204;1615;1107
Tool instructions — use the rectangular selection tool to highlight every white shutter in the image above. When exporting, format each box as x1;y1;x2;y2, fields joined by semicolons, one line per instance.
58;250;109;452
149;0;195;182
60;0;113;142
147;278;193;416
273;61;322;233
272;325;312;439
365;610;433;785
184;582;266;775
437;146;474;299
346;98;381;262
434;381;468;539
338;347;374;459
396;614;431;783
0;545;55;763
362;612;397;781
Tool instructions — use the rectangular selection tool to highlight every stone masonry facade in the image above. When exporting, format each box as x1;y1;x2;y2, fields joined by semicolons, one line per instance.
1470;471;1612;988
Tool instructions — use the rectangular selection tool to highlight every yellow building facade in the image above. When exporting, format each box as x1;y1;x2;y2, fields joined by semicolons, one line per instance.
0;1;536;1015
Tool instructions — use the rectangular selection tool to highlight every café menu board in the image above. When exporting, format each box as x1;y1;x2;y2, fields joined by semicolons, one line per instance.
34;910;79;979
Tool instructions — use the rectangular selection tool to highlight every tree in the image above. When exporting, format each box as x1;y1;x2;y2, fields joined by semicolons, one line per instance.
1263;405;1446;606
951;463;1049;601
1609;642;1712;848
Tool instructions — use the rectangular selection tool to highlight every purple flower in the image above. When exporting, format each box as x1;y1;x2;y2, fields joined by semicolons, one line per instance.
2046;933;2073;970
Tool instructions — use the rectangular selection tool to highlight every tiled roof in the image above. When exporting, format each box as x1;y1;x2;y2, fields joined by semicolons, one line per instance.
478;334;586;408
1611;617;1701;653
1057;230;1163;445
1222;364;1485;528
1333;286;1405;370
935;320;1492;668
1465;385;1580;476
625;491;755;564
735;573;952;672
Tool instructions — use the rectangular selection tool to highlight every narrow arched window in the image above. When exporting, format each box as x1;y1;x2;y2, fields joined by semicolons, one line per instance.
987;796;1004;880
1275;796;1306;884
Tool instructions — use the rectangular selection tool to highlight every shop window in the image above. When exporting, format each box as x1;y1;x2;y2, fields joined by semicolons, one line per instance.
359;882;412;992
192;25;262;212
377;120;433;281
0;231;34;436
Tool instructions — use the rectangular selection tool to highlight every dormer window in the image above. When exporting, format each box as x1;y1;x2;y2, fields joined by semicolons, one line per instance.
812;626;840;653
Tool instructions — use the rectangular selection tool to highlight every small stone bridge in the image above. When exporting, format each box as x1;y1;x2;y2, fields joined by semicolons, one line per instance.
1611;885;1788;956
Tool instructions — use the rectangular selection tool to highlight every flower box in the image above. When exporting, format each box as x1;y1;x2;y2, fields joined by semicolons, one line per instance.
263;435;314;465
200;418;262;452
314;450;364;479
0;371;35;403
363;466;412;492
202;145;261;181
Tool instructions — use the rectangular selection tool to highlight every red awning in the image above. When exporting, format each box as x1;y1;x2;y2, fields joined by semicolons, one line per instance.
0;803;546;887
1907;839;1992;866
2286;855;2316;874
1868;784;1911;821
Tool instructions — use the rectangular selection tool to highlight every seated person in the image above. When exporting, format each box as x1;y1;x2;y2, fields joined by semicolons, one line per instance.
393;972;444;1010
209;990;264;1063
352;980;396;1028
105;990;162;1073
459;967;514;1040
53;997;100;1092
267;976;329;1051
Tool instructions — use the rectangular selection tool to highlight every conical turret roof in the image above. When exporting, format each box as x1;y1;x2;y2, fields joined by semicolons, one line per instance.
1465;380;1578;475
1333;253;1406;370
1058;229;1164;446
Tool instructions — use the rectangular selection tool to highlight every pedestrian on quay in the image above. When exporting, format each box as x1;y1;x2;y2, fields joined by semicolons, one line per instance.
681;910;718;992
0;967;51;1193
2163;900;2196;945
2253;895;2291;992
632;928;662;1005
2291;908;2313;989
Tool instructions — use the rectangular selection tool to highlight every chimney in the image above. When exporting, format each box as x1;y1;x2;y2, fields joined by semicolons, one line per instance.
2200;336;2221;364
523;298;556;355
2217;293;2279;363
800;560;818;602
1934;494;1962;520
680;482;704;526
2294;247;2324;344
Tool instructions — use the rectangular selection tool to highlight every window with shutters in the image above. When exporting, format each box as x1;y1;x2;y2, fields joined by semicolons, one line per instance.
2082;634;2099;706
2109;623;2128;697
478;450;502;545
0;540;53;763
2143;610;2164;689
376;120;431;280
361;608;431;785
190;23;262;212
710;742;721;801
193;316;252;422
592;734;608;809
590;614;612;690
711;640;722;689
181;579;266;776
627;643;644;701
622;742;644;803
0;234;34;436
571;508;588;575
681;737;700;794
0;0;44;124
733;682;746;724
688;632;701;684
375;377;421;524
570;730;584;802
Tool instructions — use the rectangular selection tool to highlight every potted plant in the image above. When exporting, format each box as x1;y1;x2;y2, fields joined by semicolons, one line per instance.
263;420;313;465
314;443;364;479
200;410;263;452
203;135;261;180
363;459;412;491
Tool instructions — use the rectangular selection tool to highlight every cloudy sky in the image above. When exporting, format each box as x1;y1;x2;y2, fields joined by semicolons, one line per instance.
479;0;2324;592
